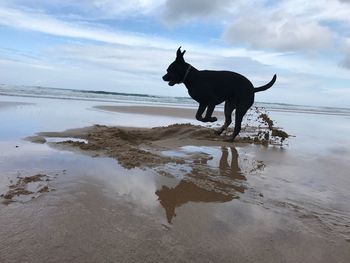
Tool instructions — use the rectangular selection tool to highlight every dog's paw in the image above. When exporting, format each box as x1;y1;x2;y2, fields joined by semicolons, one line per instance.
202;116;217;123
195;115;204;122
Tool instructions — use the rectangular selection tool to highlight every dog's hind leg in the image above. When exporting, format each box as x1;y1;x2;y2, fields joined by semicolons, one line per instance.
230;105;250;141
216;100;235;135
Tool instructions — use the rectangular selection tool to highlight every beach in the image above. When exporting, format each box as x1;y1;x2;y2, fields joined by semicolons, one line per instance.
0;93;350;263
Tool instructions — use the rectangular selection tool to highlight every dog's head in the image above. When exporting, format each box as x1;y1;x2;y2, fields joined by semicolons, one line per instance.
162;47;188;86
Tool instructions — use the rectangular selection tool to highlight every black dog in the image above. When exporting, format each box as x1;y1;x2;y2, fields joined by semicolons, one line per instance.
162;47;277;141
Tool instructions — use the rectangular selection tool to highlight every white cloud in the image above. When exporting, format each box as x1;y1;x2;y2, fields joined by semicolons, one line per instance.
0;5;283;66
343;57;350;69
0;6;276;68
52;44;171;75
0;41;282;98
340;39;350;69
1;1;349;55
1;0;165;18
281;0;350;25
223;11;332;52
162;0;234;24
160;0;343;54
91;0;165;16
0;6;176;49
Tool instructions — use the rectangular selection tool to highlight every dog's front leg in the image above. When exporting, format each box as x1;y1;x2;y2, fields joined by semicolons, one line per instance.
195;103;207;121
202;104;217;122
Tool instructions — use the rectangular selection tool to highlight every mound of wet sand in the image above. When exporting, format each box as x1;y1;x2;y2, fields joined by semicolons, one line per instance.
38;124;213;169
31;109;288;171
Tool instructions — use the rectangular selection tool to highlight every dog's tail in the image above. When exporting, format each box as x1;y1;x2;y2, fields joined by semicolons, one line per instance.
254;74;277;93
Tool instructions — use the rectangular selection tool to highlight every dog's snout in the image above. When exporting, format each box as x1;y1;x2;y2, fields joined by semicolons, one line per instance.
162;73;170;81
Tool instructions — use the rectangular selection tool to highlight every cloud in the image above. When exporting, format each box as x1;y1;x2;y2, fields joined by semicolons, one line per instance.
162;0;235;23
49;43;276;81
0;4;347;83
0;5;286;70
342;54;350;68
222;7;333;52
0;6;175;49
0;5;284;64
2;1;348;55
1;0;165;18
91;0;165;17
340;39;350;69
52;44;172;76
161;0;338;53
280;0;350;26
342;58;350;69
0;40;282;98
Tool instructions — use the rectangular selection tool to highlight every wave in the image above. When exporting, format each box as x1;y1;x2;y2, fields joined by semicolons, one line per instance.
73;89;161;98
1;84;350;116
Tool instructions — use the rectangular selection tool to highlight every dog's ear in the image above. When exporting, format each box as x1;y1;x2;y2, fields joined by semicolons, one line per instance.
176;46;182;57
176;46;186;62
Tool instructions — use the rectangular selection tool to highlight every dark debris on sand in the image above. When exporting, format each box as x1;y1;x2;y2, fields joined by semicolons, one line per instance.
235;107;289;145
1;173;51;203
258;111;289;144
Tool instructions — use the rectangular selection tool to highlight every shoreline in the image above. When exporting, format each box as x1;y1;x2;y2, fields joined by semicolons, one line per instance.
95;104;350;117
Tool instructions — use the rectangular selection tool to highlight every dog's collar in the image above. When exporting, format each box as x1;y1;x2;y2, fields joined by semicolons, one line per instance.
181;65;192;83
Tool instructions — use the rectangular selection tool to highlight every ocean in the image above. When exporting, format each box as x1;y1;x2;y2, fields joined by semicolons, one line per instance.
1;84;350;116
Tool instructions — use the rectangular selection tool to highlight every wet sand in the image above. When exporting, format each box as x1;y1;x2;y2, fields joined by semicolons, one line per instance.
0;101;30;109
1;98;350;263
94;105;218;119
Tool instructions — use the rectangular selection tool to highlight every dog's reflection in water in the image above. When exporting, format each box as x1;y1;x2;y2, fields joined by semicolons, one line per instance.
156;147;247;224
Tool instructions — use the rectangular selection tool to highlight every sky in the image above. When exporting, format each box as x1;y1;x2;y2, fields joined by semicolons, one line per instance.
0;0;349;107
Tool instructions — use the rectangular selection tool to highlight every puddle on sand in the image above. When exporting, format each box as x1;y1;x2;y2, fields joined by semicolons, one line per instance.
1;138;350;262
4;136;349;242
156;146;260;223
0;141;261;224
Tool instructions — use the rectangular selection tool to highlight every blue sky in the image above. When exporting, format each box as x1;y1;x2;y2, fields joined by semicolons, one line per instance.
0;0;350;107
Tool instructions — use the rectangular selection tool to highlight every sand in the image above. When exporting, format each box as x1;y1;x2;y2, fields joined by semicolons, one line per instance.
0;101;30;108
1;99;350;263
95;105;213;119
